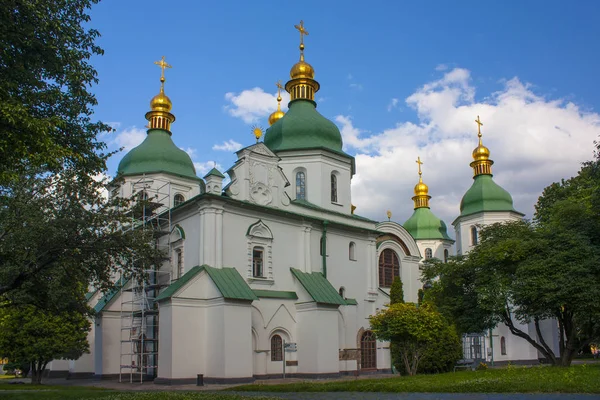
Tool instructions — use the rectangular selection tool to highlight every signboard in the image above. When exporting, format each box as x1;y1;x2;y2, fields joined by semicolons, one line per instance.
284;342;297;352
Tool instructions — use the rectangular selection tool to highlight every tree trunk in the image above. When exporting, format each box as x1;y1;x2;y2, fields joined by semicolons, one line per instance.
402;353;413;376
502;311;559;365
30;360;46;384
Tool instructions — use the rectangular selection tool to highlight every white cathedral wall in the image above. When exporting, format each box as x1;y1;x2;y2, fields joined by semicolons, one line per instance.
296;303;340;374
454;211;523;255
115;173;202;209
415;240;454;263
277;150;353;214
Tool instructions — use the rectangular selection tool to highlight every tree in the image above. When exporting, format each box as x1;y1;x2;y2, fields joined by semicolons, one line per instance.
0;167;163;313
0;0;109;184
371;302;454;376
389;276;404;305
423;218;600;367
0;306;90;384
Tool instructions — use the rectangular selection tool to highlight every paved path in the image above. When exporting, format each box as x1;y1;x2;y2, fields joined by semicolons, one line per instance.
230;393;600;400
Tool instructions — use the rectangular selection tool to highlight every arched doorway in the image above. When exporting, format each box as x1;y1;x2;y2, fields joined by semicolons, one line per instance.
360;330;377;370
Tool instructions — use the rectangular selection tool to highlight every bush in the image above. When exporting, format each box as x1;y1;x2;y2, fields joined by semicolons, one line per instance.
392;319;462;375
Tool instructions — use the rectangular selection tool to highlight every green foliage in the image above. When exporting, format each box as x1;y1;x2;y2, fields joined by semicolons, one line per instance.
0;0;109;183
2;360;30;377
370;302;460;375
0;306;90;384
0;168;164;314
389;276;404;305
233;363;600;393
423;144;600;367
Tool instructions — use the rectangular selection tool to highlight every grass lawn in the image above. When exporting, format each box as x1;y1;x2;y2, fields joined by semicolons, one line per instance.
0;385;278;400
231;363;600;394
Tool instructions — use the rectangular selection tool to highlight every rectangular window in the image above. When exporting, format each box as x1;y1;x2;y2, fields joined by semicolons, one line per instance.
176;249;183;279
252;247;264;277
331;174;338;203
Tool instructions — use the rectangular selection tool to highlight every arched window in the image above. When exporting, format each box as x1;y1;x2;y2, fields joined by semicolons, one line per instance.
174;193;185;207
425;248;433;260
349;242;356;260
330;173;338;203
252;246;264;277
360;331;377;370
378;249;400;288
176;249;183;279
500;336;507;355
339;287;345;298
295;171;306;200
444;249;449;263
471;226;478;245
271;334;283;361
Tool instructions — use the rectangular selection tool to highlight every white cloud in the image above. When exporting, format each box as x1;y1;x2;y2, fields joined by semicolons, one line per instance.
112;126;146;152
224;88;290;124
213;140;243;152
387;98;399;112
343;68;600;227
435;64;448;71
182;147;197;158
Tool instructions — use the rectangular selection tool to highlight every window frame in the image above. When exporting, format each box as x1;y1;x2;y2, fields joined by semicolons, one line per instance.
349;242;356;261
471;226;478;245
424;248;433;260
444;249;449;263
271;334;283;361
330;173;338;203
378;248;400;288
174;193;185;207
500;336;507;355
252;246;264;278
295;171;306;200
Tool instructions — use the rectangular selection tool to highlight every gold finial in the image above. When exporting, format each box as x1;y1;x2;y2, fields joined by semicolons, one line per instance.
413;156;430;209
252;126;263;143
294;20;309;61
470;115;493;177
154;56;172;91
268;81;286;126
276;80;283;103
146;56;175;131
475;115;483;140
416;156;423;181
386;210;392;221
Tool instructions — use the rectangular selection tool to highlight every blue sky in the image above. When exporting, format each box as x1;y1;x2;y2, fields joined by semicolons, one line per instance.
90;0;600;225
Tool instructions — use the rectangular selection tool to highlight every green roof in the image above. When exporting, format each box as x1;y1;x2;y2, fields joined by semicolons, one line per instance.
204;167;225;179
460;174;520;217
156;265;257;302
403;207;453;241
264;99;349;157
344;298;358;305
253;290;298;300
117;128;201;181
290;268;346;306
94;278;128;314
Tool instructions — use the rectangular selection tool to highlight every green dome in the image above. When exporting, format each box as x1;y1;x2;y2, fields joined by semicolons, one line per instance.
403;207;452;241
117;129;200;181
460;174;516;217
264;99;344;153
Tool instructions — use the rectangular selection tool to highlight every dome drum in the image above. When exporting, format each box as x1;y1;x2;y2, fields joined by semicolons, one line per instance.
285;78;320;102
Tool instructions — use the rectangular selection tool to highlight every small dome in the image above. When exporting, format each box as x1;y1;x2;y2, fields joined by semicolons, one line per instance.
414;180;429;197
268;109;285;126
290;60;315;80
403;207;452;241
472;142;490;161
150;91;172;113
460;174;516;216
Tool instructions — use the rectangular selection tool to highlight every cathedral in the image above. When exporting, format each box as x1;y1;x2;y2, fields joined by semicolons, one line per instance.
50;22;557;383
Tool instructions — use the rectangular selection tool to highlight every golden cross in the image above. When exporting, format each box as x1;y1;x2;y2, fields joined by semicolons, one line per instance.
416;156;423;177
294;20;309;45
275;80;283;99
475;115;483;137
154;56;172;83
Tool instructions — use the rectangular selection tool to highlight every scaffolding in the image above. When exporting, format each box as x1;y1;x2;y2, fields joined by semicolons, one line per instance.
119;176;173;383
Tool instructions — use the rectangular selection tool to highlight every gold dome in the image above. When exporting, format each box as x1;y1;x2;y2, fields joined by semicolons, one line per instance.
150;90;172;113
414;180;429;197
472;142;490;161
290;59;315;80
268;109;285;126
